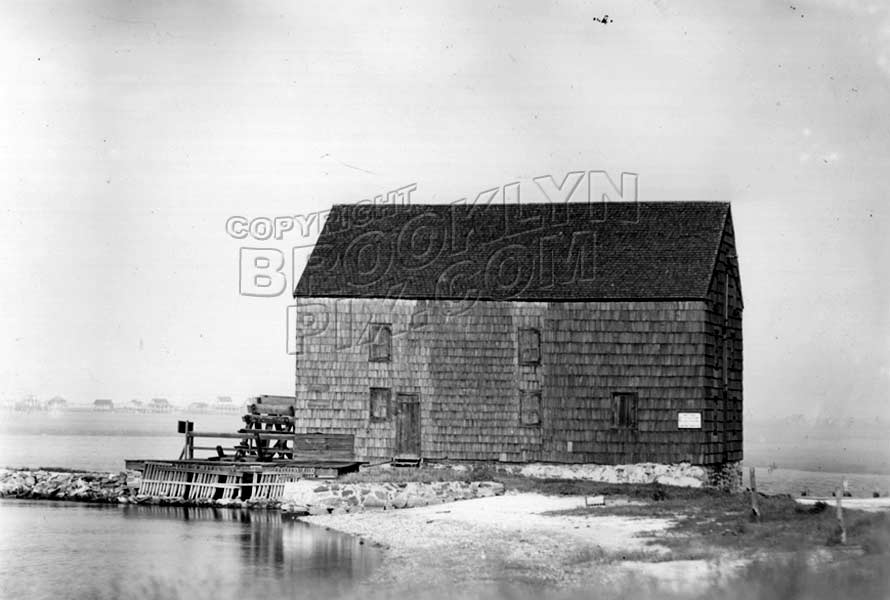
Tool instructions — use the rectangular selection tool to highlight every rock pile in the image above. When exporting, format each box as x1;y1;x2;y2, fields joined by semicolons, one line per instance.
0;468;287;508
0;468;137;503
279;480;506;516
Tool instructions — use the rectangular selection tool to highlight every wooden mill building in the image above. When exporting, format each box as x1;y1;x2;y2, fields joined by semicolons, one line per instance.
291;201;742;475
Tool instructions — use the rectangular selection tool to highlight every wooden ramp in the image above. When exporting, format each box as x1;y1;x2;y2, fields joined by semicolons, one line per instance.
136;460;360;501
138;461;304;501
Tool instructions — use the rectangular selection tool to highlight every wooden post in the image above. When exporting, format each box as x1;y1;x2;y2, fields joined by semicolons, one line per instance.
836;487;847;545
178;420;195;459
749;467;760;521
254;432;266;460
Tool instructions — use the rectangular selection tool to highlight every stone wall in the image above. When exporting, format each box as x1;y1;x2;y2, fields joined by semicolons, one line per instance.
279;480;506;515
497;461;741;491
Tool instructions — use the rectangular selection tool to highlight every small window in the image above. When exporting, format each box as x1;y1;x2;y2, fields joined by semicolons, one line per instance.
369;387;391;422
368;323;392;362
518;328;541;365
520;391;541;426
611;392;638;429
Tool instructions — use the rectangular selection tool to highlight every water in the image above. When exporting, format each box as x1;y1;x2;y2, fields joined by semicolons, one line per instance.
0;500;381;600
0;410;244;472
749;467;890;497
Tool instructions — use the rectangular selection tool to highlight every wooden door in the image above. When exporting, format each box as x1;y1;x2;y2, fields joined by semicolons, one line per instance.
395;394;421;457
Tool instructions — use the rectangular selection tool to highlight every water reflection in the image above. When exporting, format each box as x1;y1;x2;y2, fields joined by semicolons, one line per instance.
0;501;381;600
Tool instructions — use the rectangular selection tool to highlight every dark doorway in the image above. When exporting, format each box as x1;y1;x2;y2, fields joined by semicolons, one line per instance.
395;394;420;457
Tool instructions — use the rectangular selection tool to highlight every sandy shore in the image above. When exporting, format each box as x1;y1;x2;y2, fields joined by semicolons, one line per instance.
303;492;745;597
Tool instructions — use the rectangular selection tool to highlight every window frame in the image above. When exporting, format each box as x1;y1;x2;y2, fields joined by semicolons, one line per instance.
611;392;638;430
369;387;391;422
518;328;541;365
520;390;542;427
368;322;392;362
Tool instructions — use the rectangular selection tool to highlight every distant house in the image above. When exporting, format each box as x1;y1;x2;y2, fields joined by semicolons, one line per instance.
150;398;173;413
292;202;743;482
15;395;41;412
213;396;240;413
93;399;114;411
188;401;209;412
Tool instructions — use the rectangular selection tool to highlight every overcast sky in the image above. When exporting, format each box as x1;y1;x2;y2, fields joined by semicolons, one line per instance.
1;0;887;419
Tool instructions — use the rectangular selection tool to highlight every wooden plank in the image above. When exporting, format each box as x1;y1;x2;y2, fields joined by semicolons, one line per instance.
242;415;296;426
255;396;297;406
248;404;295;416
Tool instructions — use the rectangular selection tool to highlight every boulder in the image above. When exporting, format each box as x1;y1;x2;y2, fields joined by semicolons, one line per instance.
362;495;388;509
405;495;425;508
282;504;309;516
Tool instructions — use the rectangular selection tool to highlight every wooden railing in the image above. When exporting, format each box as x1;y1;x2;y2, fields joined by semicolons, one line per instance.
175;395;355;462
180;430;355;462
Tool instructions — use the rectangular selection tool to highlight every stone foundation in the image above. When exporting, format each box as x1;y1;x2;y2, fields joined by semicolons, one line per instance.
705;461;743;492
499;462;716;488
279;480;506;515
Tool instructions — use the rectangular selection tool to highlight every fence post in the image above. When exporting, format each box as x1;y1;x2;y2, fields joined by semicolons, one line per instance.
177;420;190;459
749;467;760;521
836;487;846;545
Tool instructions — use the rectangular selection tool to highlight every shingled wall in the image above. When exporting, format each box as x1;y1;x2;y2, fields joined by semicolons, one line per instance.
293;297;734;466
703;213;744;463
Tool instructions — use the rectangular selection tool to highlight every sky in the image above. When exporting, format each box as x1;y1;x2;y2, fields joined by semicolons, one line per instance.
0;0;888;419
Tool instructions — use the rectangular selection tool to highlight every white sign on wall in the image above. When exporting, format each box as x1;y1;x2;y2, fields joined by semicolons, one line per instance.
678;412;702;429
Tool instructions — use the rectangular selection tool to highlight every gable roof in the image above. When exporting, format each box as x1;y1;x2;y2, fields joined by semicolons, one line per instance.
294;201;731;302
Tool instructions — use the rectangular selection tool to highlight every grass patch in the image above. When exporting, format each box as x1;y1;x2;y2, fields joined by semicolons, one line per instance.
549;488;890;556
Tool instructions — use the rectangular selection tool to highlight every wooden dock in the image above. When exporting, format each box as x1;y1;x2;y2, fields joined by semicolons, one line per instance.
126;395;363;501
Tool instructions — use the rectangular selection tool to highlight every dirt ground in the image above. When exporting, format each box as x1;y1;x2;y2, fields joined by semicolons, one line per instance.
303;492;750;598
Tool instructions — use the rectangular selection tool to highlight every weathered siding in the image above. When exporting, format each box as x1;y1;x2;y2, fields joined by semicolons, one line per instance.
703;213;744;463
294;297;723;465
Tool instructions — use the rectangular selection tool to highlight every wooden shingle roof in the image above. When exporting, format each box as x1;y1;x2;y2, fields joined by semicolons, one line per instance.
294;201;731;301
